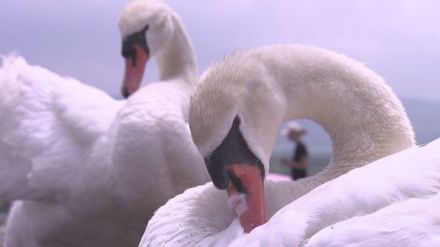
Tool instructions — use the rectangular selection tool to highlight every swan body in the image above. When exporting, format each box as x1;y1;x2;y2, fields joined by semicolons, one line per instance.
231;138;440;246
142;138;440;246
141;45;416;246
0;56;123;202
0;1;208;246
304;191;440;246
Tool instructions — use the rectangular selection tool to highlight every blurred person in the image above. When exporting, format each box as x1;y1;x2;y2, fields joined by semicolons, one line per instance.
281;122;309;180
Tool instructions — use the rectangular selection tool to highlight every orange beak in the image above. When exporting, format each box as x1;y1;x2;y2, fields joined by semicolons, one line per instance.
226;164;265;233
121;45;149;98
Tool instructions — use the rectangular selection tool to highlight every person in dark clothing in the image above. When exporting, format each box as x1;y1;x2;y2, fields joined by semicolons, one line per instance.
281;122;309;180
290;140;308;180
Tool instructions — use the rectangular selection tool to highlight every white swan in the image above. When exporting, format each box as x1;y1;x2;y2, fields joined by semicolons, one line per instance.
0;0;208;246
140;45;416;246
304;162;440;246
229;138;440;246
306;192;440;246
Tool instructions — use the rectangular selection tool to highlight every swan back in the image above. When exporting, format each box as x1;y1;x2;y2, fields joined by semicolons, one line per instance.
304;193;440;246
140;180;297;246
0;56;122;200
229;138;440;246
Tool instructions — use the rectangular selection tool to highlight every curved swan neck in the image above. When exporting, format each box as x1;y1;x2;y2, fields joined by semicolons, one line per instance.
155;13;197;83
271;47;415;175
269;46;413;165
195;45;415;181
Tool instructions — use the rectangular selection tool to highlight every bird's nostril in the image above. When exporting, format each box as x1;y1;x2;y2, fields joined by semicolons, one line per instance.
121;87;130;98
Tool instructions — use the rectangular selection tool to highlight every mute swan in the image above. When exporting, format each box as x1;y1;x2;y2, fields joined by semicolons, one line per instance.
228;137;440;246
0;0;208;246
119;0;196;97
140;45;416;246
304;174;440;246
307;192;440;247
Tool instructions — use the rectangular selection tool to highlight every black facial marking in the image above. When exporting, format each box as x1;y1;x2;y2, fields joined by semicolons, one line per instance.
121;25;150;65
204;116;265;190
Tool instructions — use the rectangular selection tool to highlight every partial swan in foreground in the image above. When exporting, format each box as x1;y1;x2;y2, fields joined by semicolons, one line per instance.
306;192;440;246
230;138;440;246
140;45;417;246
0;0;208;246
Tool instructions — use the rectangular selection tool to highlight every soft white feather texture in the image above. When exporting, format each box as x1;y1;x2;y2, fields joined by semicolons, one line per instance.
0;56;122;202
0;0;207;246
304;193;440;246
231;138;440;246
143;139;440;246
141;45;416;246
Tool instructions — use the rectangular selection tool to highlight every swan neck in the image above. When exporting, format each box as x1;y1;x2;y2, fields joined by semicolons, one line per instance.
286;84;415;175
155;13;197;83
241;46;414;178
192;46;416;218
270;48;416;177
196;45;415;188
260;46;416;207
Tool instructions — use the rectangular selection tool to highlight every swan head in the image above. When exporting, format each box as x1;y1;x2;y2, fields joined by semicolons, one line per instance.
189;55;286;232
118;0;174;98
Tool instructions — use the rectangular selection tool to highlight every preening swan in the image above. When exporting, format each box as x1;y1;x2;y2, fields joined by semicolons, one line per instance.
229;137;440;246
303;164;440;246
140;45;416;246
306;192;440;247
0;0;208;246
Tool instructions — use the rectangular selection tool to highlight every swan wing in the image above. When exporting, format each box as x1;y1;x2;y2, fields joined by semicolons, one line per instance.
229;138;440;246
304;193;440;247
0;56;123;201
141;138;440;246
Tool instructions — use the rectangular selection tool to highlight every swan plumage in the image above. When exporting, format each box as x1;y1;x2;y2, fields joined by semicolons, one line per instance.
143;138;440;246
0;0;208;246
140;45;418;246
0;56;122;202
304;193;440;246
230;138;440;246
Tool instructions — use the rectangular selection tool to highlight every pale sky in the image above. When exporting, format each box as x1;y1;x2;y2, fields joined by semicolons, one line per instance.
1;0;439;101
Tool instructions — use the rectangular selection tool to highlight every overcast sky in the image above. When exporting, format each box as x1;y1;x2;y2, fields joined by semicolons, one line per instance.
0;0;439;101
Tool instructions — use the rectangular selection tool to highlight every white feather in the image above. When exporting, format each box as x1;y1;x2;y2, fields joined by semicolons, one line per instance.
141;45;419;246
231;138;440;246
0;1;208;246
